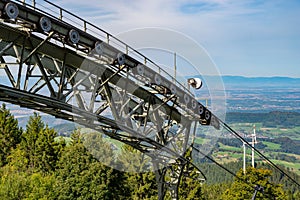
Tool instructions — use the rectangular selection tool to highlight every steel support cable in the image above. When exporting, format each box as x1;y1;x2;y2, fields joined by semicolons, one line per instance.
218;119;300;188
192;145;287;200
191;132;276;193
192;146;243;182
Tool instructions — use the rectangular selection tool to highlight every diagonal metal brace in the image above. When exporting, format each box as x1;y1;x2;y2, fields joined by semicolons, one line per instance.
27;38;56;97
0;42;14;57
22;31;55;64
148;94;176;116
98;65;127;88
123;100;144;119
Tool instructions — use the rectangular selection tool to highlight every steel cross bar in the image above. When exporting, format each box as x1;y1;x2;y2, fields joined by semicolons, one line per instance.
0;56;17;88
22;31;55;64
0;42;14;57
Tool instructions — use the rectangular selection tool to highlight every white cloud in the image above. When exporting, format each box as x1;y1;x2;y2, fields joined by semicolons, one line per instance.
51;0;261;29
49;0;300;77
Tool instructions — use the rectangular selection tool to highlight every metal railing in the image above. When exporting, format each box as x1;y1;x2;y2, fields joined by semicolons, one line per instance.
15;0;192;96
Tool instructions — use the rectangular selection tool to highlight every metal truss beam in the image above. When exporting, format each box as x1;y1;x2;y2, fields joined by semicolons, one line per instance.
0;1;214;199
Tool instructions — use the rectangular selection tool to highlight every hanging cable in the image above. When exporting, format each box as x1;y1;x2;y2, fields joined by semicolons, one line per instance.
192;146;242;181
192;135;296;200
192;145;273;200
218;119;300;188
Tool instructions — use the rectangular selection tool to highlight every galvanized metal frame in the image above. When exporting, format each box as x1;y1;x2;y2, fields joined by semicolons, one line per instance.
0;1;218;199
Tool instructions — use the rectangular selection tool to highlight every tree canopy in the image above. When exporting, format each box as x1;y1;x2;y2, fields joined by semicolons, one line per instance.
0;104;299;199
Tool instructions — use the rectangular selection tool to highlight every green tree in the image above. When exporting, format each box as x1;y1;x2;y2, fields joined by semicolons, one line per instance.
19;112;45;170
0;104;22;166
222;167;287;200
202;183;229;200
54;131;127;199
0;166;29;199
34;125;58;172
8;113;63;172
26;172;56;200
81;131;115;165
119;145;157;199
179;170;204;200
0;165;55;200
293;191;300;199
179;149;205;200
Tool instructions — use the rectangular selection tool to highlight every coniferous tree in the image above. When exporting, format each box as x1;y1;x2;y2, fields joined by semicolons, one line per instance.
21;112;45;170
221;167;287;200
0;104;22;166
0;165;56;199
179;148;205;200
118;144;157;199
8;113;62;172
81;131;115;165
34;125;59;172
202;183;229;200
54;130;127;199
0;166;30;199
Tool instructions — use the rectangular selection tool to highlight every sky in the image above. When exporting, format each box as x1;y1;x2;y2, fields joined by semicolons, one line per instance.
49;0;300;78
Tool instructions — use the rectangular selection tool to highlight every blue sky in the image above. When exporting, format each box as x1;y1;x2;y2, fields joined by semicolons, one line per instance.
52;0;300;77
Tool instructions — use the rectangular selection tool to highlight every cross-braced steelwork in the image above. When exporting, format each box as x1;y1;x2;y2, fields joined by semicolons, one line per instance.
0;1;220;199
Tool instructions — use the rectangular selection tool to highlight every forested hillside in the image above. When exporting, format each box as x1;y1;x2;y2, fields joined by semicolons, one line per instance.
0;104;299;199
226;111;300;128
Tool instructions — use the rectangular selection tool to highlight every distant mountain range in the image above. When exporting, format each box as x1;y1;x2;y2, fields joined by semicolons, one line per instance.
1;75;300;115
200;75;300;89
222;76;300;88
1;74;299;89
